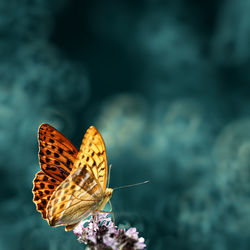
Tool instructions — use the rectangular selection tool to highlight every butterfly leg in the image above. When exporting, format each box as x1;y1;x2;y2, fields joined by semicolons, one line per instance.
98;200;115;224
108;200;115;224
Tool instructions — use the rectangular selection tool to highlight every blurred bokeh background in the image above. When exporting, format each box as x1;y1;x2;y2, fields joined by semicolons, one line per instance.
1;0;250;249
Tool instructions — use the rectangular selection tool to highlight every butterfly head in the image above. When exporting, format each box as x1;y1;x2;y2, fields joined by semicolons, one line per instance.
105;188;113;200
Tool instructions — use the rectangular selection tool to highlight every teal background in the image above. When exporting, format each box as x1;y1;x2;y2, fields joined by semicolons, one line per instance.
1;0;250;249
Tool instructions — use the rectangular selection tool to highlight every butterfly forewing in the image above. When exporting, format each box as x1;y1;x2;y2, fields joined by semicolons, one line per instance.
38;123;78;181
73;126;108;191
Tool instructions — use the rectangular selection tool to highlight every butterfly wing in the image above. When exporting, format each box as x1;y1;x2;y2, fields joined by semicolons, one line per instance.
33;171;60;218
46;126;108;230
46;164;103;230
74;126;108;191
33;123;78;220
38;123;78;181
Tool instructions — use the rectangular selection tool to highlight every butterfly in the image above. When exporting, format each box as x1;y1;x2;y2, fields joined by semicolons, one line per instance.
32;123;113;231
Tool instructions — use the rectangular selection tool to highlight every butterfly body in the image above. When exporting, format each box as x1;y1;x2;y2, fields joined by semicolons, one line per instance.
33;123;112;231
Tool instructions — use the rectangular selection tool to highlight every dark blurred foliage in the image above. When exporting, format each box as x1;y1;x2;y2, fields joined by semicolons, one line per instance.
1;0;250;249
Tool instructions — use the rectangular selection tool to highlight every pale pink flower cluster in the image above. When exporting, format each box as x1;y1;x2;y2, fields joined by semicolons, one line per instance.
73;213;146;249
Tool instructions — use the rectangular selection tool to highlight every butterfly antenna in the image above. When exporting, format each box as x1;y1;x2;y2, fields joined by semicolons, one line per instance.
113;180;149;191
107;164;112;188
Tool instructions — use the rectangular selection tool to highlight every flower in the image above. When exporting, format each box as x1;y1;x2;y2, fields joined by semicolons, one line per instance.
73;213;146;249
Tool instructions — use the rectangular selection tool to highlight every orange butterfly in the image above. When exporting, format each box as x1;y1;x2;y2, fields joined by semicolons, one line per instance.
32;123;113;231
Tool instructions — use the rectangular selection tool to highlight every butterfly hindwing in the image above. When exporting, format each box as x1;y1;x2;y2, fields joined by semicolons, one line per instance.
32;171;60;218
46;165;102;228
38;123;78;182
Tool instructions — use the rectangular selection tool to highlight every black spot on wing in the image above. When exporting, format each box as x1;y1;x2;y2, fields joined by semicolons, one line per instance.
58;147;63;154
